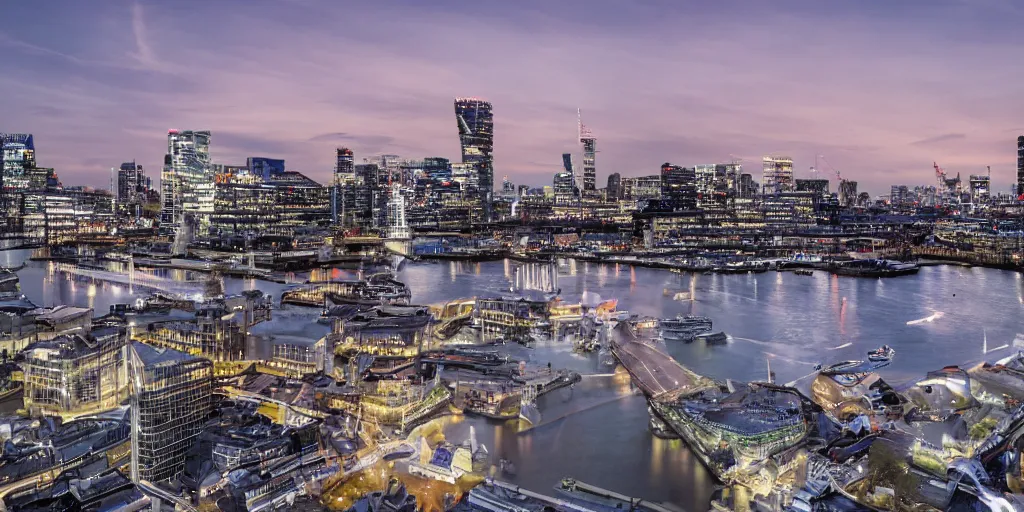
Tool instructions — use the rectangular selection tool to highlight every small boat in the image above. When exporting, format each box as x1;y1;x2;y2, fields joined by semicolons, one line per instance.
794;269;813;276
867;345;895;362
660;315;712;333
696;332;728;345
813;363;822;371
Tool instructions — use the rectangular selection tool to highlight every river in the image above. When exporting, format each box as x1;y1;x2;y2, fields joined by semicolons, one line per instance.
5;251;1024;511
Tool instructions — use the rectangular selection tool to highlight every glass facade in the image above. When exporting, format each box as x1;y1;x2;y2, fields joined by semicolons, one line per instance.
1017;136;1024;197
129;341;214;483
581;136;596;195
22;328;129;417
246;157;285;181
211;170;330;237
116;161;147;218
660;163;697;211
454;98;493;213
160;130;212;236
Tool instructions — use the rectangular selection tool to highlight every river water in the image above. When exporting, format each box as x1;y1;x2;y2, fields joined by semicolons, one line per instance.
6;251;1024;511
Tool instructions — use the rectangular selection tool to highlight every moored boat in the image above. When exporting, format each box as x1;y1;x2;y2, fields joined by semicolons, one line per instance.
659;315;712;342
829;259;920;278
696;331;728;345
867;345;895;362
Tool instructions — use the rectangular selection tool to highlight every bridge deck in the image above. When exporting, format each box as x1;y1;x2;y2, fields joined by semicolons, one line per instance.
610;324;716;399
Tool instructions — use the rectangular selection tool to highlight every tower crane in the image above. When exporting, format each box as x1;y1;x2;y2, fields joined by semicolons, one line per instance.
811;155;841;182
933;161;947;188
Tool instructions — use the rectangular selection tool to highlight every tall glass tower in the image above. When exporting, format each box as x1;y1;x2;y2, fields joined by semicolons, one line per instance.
454;98;493;214
1017;136;1024;197
579;110;596;195
160;130;212;236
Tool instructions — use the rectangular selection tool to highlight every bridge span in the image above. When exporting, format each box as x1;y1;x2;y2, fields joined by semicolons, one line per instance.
610;323;716;400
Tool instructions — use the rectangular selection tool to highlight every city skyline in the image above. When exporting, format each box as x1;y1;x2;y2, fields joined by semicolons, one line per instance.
2;1;1024;194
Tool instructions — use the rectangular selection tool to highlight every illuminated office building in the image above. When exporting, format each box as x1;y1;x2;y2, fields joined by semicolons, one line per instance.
129;341;213;483
1018;136;1024;196
579;111;596;195
762;156;794;194
21;327;129;417
160;130;212;236
554;171;576;205
454;97;494;214
116;161;147;218
660;163;697;211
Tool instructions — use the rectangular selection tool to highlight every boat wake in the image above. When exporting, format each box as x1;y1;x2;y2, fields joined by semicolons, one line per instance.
731;336;775;346
906;312;944;325
765;352;819;366
829;342;853;350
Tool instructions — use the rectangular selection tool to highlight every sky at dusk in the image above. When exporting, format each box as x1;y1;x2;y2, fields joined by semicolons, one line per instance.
2;0;1023;195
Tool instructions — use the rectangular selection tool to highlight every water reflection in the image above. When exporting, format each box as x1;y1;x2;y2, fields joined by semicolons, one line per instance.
6;252;1024;512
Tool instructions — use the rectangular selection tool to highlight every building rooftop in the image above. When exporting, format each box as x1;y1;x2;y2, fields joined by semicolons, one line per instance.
32;305;92;327
130;340;200;367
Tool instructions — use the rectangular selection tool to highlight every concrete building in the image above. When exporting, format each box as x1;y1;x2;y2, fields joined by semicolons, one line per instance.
970;173;991;205
838;180;858;207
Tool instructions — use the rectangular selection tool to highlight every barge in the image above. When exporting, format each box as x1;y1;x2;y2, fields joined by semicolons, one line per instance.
828;259;920;278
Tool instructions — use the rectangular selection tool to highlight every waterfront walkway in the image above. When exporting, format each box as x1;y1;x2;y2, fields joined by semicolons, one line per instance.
610;324;716;399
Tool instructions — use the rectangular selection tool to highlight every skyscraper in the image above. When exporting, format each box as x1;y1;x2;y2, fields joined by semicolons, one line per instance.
160;130;212;236
660;163;697;211
335;148;355;186
762;156;794;194
579;110;596;195
553;171;575;205
1017;136;1024;197
562;153;575;176
116;161;147;217
454;98;494;212
1;133;35;194
129;341;213;483
607;173;622;200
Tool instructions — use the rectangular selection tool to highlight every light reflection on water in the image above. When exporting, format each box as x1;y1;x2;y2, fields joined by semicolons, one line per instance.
7;251;1024;511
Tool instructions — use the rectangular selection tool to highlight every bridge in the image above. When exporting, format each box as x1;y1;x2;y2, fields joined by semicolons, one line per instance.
53;262;205;298
609;324;716;400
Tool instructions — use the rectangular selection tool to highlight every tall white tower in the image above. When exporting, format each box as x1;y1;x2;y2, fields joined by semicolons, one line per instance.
386;183;411;240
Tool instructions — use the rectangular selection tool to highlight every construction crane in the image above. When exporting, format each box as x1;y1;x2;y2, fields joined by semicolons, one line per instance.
810;155;841;182
933;161;947;188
